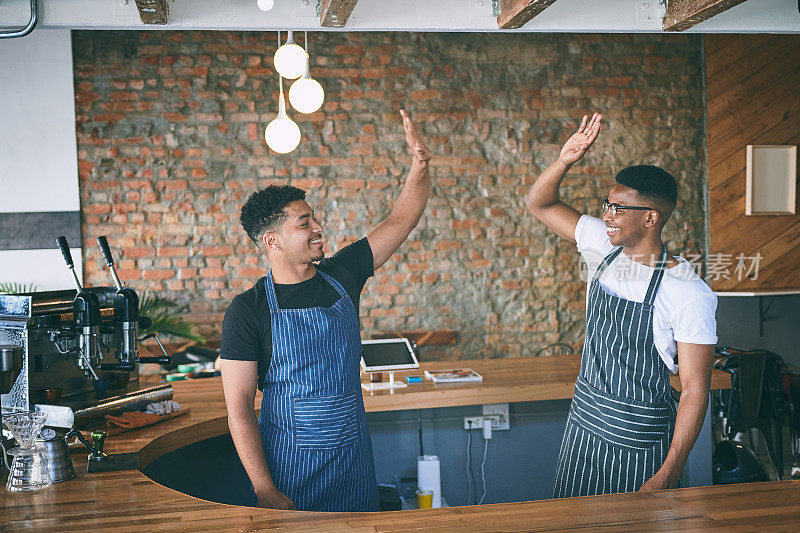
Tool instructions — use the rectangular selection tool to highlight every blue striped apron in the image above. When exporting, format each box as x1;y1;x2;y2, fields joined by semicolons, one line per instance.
254;269;379;511
553;245;678;497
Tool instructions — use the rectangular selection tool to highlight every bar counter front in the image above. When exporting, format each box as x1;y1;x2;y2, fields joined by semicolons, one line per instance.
4;356;800;532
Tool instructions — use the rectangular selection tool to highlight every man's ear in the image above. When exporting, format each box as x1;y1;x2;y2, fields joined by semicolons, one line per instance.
644;210;660;228
263;232;281;252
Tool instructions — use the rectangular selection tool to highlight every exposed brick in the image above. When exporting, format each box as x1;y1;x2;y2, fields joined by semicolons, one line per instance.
157;246;186;257
143;269;175;280
124;247;152;258
202;246;233;256
74;31;705;361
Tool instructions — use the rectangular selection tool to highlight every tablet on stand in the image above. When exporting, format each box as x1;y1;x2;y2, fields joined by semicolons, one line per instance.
360;338;419;391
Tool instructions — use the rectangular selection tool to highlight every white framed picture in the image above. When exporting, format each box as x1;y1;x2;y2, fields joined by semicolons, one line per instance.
745;145;797;215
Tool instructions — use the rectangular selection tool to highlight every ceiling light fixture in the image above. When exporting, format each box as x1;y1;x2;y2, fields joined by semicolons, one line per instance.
289;31;324;114
256;0;274;11
265;76;301;154
273;30;307;80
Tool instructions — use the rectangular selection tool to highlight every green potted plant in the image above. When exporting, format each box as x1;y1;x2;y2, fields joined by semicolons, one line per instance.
138;291;205;344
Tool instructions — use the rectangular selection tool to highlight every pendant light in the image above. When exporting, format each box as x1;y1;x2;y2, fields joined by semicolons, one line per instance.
256;0;274;11
265;76;301;154
289;32;324;114
273;30;307;80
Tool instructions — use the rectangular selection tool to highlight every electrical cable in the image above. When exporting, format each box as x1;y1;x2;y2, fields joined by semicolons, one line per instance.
0;439;10;471
469;422;478;505
417;409;424;457
466;420;475;506
479;436;489;505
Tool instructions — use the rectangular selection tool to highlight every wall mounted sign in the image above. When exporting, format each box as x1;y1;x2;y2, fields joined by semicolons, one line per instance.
745;145;797;216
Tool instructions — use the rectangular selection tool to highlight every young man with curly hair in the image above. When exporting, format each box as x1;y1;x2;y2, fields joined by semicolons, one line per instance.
219;110;431;512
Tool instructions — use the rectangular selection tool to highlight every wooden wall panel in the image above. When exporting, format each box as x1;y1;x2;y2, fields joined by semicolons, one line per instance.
706;35;800;291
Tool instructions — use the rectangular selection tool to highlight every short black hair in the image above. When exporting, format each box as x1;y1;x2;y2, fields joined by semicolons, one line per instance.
615;165;678;209
240;185;306;244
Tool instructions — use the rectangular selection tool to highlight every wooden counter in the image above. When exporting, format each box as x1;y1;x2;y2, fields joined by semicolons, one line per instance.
132;355;729;465
3;356;776;533
361;355;732;412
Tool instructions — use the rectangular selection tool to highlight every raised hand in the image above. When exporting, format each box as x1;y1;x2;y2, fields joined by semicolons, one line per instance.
558;112;602;166
400;109;431;163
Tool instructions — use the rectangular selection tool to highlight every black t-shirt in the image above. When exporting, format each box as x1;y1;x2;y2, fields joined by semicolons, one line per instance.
220;238;374;387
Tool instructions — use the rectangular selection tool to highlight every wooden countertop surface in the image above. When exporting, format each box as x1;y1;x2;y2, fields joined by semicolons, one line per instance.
360;356;732;412
2;356;766;532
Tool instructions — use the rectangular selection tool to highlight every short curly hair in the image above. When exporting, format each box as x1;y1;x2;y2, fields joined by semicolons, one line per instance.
615;165;677;208
240;185;306;244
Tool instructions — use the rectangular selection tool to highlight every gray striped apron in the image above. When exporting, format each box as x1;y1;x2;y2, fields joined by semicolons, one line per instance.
553;245;677;497
253;270;379;511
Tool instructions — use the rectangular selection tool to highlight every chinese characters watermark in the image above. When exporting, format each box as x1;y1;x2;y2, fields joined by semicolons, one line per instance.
578;248;762;283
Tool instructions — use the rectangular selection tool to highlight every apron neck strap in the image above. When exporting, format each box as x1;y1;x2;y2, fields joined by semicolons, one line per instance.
265;270;279;311
643;244;669;306
317;270;348;299
264;268;348;312
592;247;624;283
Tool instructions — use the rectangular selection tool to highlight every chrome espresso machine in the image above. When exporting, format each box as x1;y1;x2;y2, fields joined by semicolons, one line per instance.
0;236;173;430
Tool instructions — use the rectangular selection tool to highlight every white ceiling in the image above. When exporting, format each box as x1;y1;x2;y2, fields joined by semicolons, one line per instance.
0;0;799;33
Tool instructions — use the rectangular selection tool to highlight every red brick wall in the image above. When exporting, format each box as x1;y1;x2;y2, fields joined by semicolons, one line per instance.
74;31;706;360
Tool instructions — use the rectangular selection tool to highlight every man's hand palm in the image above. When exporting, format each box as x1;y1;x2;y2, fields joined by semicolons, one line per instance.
559;113;602;166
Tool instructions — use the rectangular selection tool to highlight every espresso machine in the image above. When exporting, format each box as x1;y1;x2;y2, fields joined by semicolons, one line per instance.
0;236;173;430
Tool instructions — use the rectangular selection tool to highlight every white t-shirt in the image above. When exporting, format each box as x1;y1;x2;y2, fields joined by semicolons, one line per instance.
575;215;718;374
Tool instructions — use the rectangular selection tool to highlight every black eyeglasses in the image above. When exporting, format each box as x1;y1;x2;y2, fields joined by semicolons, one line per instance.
602;199;657;218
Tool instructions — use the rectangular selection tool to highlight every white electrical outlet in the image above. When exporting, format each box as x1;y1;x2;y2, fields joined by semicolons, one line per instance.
482;403;510;431
463;414;501;430
464;404;511;431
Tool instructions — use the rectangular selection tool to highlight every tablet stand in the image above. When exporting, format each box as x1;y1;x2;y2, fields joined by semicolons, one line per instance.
361;371;408;391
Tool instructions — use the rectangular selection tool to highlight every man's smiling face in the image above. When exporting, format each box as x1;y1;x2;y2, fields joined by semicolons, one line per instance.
272;200;325;263
602;184;657;248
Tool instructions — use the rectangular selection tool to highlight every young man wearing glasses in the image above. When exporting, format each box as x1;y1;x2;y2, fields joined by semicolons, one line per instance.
525;113;717;497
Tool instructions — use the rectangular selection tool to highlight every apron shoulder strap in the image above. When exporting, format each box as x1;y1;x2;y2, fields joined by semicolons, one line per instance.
317;269;349;299
264;270;280;312
591;247;624;283
643;244;669;306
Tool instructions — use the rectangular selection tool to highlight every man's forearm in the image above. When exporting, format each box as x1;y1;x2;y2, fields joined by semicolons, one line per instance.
228;407;276;494
525;158;571;212
386;157;430;230
659;388;709;485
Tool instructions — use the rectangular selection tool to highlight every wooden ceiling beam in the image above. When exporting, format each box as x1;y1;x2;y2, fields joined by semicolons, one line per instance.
497;0;559;30
663;0;750;31
134;0;169;25
320;0;359;28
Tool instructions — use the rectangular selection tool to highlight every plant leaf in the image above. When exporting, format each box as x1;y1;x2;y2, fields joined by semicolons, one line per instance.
138;290;206;343
0;282;38;294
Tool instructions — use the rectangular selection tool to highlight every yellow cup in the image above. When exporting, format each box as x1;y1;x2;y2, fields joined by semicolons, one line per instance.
416;489;433;509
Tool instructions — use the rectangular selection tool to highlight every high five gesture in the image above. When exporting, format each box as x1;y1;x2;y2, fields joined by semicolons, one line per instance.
559;112;602;166
525;112;603;243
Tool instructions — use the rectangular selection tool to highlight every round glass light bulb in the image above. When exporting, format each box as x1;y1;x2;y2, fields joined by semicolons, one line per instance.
289;77;324;114
256;0;274;11
273;44;307;80
265;116;301;154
